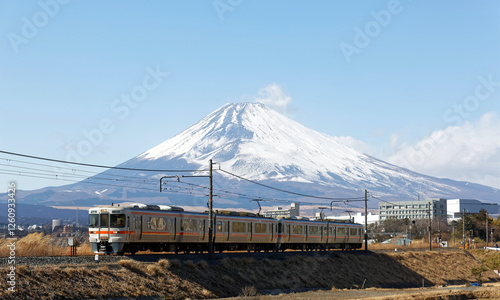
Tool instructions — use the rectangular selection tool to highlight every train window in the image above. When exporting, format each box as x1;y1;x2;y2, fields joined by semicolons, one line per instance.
292;225;303;234
309;226;319;235
148;217;156;230
148;217;167;230
110;214;125;228
255;223;267;233
158;218;167;230
278;223;283;233
180;219;197;231
232;222;246;233
135;218;141;230
100;214;109;228
350;228;357;236
89;214;98;227
337;227;346;236
216;221;222;232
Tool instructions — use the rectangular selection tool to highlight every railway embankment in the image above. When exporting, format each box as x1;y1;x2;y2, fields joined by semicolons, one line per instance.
1;250;499;299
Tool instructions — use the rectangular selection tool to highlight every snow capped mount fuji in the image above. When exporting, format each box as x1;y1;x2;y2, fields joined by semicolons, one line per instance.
134;102;366;184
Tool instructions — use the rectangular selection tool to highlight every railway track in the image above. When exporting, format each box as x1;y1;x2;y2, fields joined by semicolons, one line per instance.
0;247;462;267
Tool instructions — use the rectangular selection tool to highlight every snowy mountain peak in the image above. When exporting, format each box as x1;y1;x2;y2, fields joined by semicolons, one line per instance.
136;102;365;183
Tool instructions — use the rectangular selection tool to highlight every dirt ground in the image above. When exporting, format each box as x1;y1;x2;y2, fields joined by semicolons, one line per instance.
232;283;500;300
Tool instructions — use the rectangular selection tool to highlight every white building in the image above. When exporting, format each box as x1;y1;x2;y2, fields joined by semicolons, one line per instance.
446;199;499;221
378;199;447;221
326;212;379;225
262;203;300;218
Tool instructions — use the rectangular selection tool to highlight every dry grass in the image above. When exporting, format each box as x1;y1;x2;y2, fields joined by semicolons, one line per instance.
0;259;216;300
368;238;439;250
1;250;499;299
0;232;94;257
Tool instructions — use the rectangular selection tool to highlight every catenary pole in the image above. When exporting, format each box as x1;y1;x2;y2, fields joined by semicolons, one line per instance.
208;159;214;258
364;189;368;253
463;208;466;249
428;203;432;251
486;212;488;247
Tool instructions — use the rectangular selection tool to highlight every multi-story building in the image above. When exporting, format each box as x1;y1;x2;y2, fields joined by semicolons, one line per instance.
378;198;447;221
262;203;300;218
447;199;498;220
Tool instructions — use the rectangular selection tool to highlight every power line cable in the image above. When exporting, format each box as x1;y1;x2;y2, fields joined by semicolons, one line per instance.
218;168;365;201
0;150;207;172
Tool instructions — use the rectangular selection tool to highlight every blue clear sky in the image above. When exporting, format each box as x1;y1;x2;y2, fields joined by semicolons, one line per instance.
1;0;499;190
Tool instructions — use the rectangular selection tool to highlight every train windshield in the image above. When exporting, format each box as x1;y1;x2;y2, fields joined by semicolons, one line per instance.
89;214;99;228
88;214;125;228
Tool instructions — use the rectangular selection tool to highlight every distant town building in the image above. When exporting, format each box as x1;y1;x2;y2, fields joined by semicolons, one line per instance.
52;219;63;231
447;199;499;221
378;198;447;221
326;212;379;224
262;203;300;218
379;198;498;222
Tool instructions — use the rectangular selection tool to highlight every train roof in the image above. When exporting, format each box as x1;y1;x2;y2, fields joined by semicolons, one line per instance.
88;203;362;225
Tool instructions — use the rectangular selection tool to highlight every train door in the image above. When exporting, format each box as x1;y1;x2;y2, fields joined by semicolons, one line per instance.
170;217;176;240
287;224;291;241
276;222;283;250
199;219;205;241
249;222;253;242
270;223;274;242
126;215;132;241
320;225;324;242
98;211;109;241
133;215;142;240
225;220;230;241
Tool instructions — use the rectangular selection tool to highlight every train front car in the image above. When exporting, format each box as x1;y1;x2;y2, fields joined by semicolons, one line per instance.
88;206;130;254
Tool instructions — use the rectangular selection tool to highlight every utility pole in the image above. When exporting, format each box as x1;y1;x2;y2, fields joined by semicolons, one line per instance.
486;212;488;247
160;163;214;257
428;203;432;251
463;208;466;250
208;159;214;257
364;189;368;253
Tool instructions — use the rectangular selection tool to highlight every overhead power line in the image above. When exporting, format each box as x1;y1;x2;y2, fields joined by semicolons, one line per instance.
217;168;366;201
0;150;207;172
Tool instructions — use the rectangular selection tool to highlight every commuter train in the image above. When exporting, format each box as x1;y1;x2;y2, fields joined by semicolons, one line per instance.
88;203;363;255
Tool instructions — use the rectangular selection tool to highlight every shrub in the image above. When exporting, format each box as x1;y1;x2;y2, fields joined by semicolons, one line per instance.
147;264;162;277
197;260;208;270
170;259;181;268
157;259;171;269
184;260;196;269
239;286;258;298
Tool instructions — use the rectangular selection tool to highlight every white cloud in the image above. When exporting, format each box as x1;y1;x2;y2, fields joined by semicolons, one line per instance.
388;112;500;189
254;83;291;113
